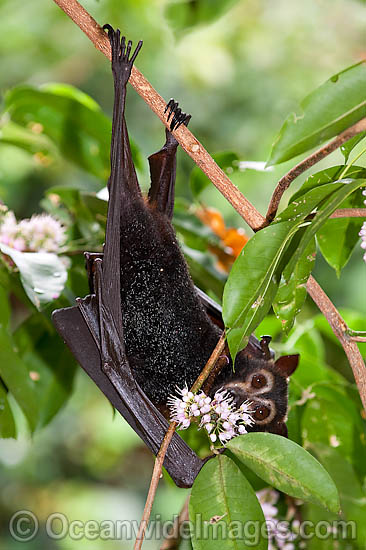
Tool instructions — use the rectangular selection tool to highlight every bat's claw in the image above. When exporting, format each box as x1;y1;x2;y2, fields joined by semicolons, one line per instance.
164;99;191;132
103;24;143;83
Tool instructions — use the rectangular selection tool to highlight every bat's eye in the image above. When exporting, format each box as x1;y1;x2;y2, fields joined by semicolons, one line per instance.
251;374;267;389
253;404;271;421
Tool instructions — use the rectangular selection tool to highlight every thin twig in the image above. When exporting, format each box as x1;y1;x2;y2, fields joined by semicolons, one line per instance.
134;333;226;550
191;333;226;393
306;277;366;411
160;495;190;550
330;208;366;218
265;118;366;223
52;0;263;230
134;422;177;550
52;1;366;417
350;336;366;343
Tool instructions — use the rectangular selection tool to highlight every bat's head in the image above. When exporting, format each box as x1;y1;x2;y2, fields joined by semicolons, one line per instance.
211;336;299;437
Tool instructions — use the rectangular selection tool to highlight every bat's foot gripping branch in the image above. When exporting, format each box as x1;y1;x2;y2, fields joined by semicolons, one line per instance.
165;99;191;131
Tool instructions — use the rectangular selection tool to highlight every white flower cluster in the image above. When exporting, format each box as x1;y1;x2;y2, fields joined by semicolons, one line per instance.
0;206;65;253
168;386;254;445
359;190;366;263
257;488;304;550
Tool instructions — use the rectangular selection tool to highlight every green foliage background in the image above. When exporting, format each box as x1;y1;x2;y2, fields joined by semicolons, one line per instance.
0;0;365;549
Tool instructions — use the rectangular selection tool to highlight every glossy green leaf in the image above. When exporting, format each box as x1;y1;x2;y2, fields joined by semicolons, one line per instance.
190;152;239;198
282;178;366;279
165;0;239;37
224;177;365;359
0;243;68;309
268;61;366;165
273;237;316;334
189;454;267;550
227;433;340;513
317;187;366;276
341;132;366;162
4;83;142;179
223;221;299;359
289;165;366;203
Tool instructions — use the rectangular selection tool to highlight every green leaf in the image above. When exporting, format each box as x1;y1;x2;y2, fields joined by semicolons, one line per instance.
317;187;366;276
341;132;366;162
0;328;39;432
223;221;299;359
224;177;365;359
0;382;16;438
14;316;77;429
0;243;68;309
0;120;57;157
314;308;366;355
165;0;239;37
273;237;316;334
189;454;267;550
4;83;142;179
310;443;366;548
227;433;340;513
289;165;366;203
301;387;363;466
190;152;239;198
282;178;366;279
268;61;366;166
45;186;105;247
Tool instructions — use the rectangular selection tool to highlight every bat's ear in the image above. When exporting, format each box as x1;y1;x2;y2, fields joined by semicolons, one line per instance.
275;354;299;377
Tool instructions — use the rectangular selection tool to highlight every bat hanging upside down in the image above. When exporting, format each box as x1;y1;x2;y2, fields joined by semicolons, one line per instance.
53;26;299;488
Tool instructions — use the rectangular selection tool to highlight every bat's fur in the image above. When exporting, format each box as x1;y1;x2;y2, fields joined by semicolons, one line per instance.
119;198;222;405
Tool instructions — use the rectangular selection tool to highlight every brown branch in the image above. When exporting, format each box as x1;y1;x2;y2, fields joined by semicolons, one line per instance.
160;495;190;550
52;0;263;231
134;333;226;550
330;208;366;219
52;1;366;413
306;276;366;411
266;118;366;223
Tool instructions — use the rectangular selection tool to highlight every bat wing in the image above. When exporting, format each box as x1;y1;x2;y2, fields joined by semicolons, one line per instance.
52;303;204;488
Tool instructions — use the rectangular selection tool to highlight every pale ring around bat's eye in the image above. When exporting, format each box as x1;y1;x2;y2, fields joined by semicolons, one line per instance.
253;404;271;421
251;374;267;389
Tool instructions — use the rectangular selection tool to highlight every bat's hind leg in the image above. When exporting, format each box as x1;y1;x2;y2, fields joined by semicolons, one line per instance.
148;99;191;219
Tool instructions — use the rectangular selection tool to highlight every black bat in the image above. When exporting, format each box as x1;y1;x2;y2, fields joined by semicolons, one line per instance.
52;26;299;488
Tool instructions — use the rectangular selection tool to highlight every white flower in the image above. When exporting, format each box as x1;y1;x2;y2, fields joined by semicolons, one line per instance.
168;385;254;446
0;209;66;253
